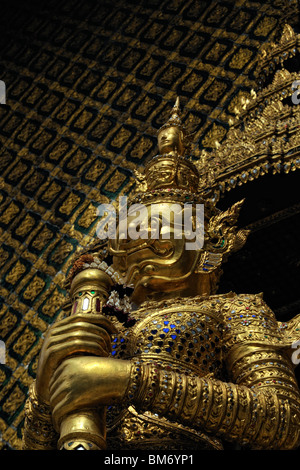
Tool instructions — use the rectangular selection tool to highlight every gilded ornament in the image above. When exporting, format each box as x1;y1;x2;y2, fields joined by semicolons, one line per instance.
17;16;300;452
23;83;300;451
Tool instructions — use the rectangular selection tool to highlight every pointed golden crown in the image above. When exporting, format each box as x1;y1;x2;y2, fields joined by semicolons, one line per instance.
128;97;249;281
131;97;202;205
158;96;186;133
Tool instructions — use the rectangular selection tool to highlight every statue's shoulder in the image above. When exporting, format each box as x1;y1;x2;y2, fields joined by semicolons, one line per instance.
216;291;272;315
202;291;264;315
219;291;278;324
218;292;284;350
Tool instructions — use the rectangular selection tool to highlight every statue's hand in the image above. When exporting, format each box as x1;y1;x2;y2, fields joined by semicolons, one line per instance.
35;314;118;404
49;356;131;431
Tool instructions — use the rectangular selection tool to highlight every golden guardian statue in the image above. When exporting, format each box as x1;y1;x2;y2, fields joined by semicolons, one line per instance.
22;25;300;450
22;97;300;451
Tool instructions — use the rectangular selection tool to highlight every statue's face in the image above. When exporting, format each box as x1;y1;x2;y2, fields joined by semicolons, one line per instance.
111;202;202;303
158;126;184;155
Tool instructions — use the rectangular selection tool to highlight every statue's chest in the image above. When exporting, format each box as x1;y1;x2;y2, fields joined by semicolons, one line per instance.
111;303;224;376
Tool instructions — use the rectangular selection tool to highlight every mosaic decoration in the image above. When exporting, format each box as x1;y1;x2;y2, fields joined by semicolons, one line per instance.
0;0;298;450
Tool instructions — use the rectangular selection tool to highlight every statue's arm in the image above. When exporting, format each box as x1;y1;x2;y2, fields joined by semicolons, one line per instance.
42;292;300;450
126;345;300;450
22;256;121;450
126;296;300;449
48;339;300;451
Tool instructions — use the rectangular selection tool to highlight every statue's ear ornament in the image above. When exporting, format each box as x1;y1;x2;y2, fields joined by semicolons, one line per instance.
195;200;250;274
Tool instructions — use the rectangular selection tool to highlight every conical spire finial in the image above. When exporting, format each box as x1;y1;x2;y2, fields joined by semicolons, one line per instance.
173;96;180;114
159;96;184;133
